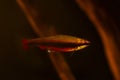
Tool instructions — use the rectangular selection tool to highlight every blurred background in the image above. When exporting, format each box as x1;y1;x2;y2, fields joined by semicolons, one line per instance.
0;0;120;80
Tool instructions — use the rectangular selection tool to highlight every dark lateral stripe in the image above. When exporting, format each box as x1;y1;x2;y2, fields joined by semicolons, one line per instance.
37;42;89;48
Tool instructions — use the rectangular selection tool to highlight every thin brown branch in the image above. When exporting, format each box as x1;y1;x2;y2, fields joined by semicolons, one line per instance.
76;0;120;80
16;0;75;80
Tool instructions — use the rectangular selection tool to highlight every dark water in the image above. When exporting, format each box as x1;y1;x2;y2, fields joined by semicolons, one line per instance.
0;0;116;80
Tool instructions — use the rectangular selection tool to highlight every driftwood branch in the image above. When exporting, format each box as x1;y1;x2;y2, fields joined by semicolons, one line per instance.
16;0;75;80
76;0;120;80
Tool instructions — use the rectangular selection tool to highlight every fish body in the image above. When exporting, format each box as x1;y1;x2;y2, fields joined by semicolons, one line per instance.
22;35;90;52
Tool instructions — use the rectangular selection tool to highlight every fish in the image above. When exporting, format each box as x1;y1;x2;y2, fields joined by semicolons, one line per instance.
22;35;90;52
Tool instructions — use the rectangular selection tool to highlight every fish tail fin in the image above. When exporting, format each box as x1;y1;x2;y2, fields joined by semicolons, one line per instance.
22;39;29;50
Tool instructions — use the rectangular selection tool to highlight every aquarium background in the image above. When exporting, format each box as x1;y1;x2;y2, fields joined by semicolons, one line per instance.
0;0;119;80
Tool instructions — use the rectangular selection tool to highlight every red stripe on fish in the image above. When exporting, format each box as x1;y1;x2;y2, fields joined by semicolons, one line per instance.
39;45;74;52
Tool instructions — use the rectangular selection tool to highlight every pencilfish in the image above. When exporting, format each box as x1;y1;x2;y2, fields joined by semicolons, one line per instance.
22;35;90;52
